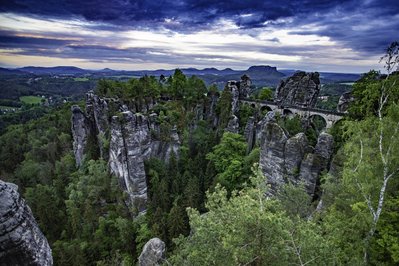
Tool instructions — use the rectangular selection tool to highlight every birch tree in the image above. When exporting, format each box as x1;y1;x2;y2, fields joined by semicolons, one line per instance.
343;41;399;263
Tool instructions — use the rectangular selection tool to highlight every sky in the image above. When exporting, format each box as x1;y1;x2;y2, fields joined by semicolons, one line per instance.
0;0;398;73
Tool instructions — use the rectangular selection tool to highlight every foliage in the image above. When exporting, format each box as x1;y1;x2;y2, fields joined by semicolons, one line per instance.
170;167;334;265
257;87;273;100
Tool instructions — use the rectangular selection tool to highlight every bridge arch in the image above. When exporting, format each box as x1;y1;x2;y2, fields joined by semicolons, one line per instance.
283;108;295;118
309;114;327;132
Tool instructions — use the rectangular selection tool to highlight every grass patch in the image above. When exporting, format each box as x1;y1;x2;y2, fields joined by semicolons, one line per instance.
20;96;43;105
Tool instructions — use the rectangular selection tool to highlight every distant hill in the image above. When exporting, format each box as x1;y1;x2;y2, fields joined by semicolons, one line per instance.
3;65;362;89
0;67;29;75
17;66;88;75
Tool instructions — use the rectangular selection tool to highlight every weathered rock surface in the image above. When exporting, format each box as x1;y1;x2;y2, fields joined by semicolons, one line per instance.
139;238;166;266
226;115;239;134
71;105;92;167
298;133;334;196
259;121;334;196
227;80;240;115
87;91;110;159
0;180;53;266
284;133;308;179
337;92;355;113
239;74;252;98
244;116;256;151
108;112;148;214
260;122;288;193
72;92;183;214
275;71;320;108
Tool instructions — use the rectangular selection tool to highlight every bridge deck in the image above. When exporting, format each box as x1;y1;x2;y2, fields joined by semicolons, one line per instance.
240;98;345;117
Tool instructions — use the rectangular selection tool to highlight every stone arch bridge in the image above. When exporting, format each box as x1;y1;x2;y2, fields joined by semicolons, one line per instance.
240;98;345;129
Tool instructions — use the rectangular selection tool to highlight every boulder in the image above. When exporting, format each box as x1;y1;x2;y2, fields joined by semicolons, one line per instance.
139;238;166;266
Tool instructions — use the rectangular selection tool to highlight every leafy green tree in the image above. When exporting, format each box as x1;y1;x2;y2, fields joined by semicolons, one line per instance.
258;87;273;100
171;167;334;265
206;132;248;192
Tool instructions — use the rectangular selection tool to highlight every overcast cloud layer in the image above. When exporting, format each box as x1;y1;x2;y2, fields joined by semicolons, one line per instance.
0;0;398;72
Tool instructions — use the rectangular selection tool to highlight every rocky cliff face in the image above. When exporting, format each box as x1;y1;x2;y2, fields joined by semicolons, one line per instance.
108;112;148;214
275;71;320;108
71;92;182;214
0;180;53;266
259;121;334;196
71;105;92;167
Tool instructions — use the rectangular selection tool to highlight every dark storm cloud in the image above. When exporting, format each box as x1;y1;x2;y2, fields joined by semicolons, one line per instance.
0;32;71;48
0;0;355;29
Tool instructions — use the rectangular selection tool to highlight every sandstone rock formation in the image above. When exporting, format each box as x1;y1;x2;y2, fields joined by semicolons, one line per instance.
226;115;239;134
239;74;251;98
284;133;308;179
275;71;320;108
71;92;183;214
71;105;92;167
0;180;53;265
244;116;256;152
108;112;148;214
259;121;334;196
298;132;334;196
259;122;288;193
226;80;240;115
139;238;166;266
337;92;355;113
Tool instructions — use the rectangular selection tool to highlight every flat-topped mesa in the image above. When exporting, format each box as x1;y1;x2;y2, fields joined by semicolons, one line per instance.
0;180;53;265
274;71;320;108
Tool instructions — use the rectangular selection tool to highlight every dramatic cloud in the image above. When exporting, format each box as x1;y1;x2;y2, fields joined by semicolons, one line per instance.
0;0;398;72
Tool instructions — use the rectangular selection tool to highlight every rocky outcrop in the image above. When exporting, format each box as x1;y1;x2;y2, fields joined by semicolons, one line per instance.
284;133;308;179
226;115;239;134
0;180;53;265
259;121;334;196
275;71;320;108
139;238;166;266
244;116;256;151
71;105;92;167
71;92;183;214
239;74;251;98
227;80;240;115
298;133;334;196
337;92;355;113
86;91;110;159
259;122;288;193
108;112;148;214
